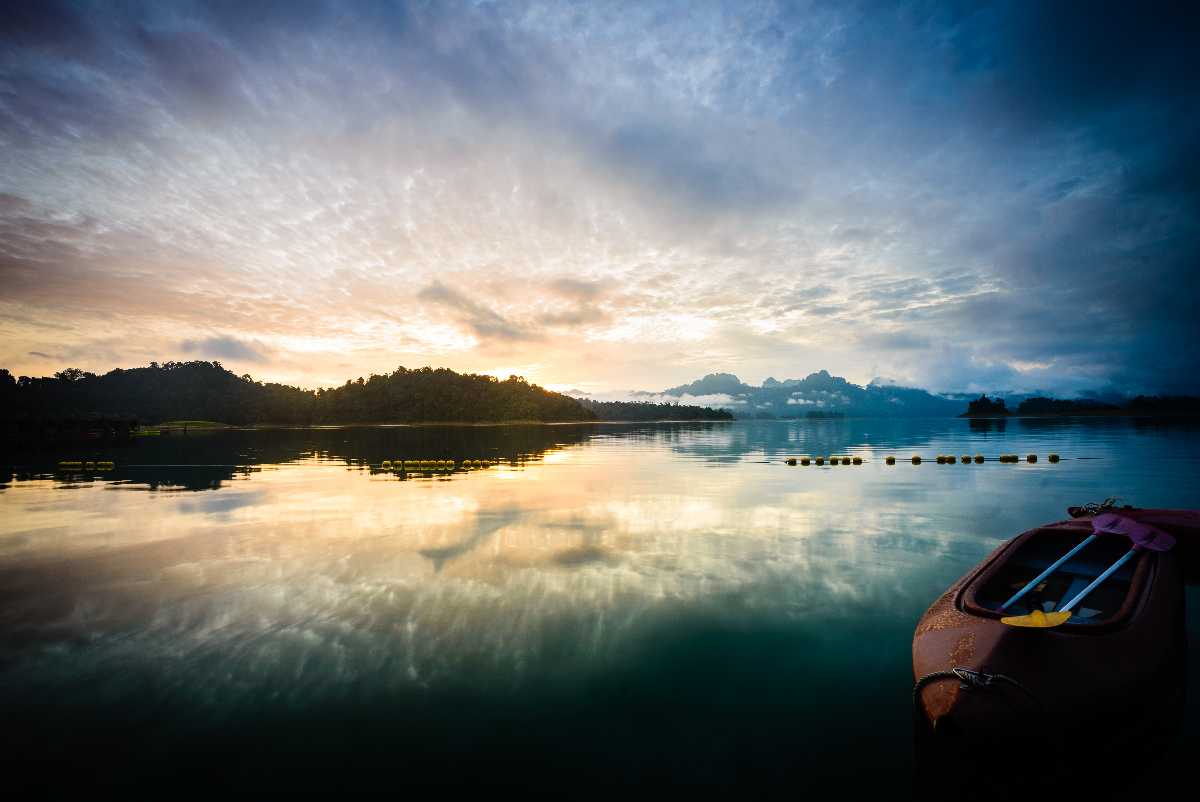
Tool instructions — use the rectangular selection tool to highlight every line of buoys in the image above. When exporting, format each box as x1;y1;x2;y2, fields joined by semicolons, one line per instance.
380;458;508;472
56;460;115;471
783;453;1063;468
786;455;867;465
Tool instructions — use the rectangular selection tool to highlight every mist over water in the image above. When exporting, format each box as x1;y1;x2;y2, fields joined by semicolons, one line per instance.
2;420;1199;796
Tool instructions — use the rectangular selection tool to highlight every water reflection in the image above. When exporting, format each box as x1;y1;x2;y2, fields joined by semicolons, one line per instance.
1;419;1199;796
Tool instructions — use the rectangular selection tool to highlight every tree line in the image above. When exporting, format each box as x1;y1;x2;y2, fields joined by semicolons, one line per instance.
575;398;733;421
0;361;733;425
962;393;1200;417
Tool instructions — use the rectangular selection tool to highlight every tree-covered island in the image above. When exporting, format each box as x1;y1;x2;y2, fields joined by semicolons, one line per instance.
0;362;733;427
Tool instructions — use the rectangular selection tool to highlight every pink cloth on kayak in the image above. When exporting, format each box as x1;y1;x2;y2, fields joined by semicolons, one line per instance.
1093;512;1176;551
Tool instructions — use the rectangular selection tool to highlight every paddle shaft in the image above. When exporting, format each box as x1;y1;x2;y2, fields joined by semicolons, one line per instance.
1000;534;1097;611
1061;546;1140;613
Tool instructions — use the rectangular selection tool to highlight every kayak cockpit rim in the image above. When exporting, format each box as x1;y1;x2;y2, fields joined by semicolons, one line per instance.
956;525;1157;633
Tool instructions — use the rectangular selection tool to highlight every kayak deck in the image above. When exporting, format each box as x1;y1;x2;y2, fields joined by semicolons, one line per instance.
968;529;1143;625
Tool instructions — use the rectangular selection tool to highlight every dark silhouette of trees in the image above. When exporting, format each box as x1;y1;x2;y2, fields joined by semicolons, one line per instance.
1016;397;1118;415
1126;395;1200;415
961;395;1009;416
0;361;598;425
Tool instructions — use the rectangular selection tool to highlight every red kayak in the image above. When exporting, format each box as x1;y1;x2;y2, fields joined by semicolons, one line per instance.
912;505;1200;795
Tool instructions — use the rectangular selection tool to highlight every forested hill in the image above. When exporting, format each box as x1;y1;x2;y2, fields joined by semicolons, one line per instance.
0;362;594;424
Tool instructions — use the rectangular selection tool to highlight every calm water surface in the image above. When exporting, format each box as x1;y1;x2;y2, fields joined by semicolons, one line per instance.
2;419;1199;797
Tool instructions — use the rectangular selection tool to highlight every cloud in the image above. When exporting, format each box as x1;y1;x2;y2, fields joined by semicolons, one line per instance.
418;281;536;343
178;336;269;364
546;278;604;302
0;1;1197;395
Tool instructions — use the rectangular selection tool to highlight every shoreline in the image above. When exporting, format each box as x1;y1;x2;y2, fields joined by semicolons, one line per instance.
153;418;736;430
960;411;1200;420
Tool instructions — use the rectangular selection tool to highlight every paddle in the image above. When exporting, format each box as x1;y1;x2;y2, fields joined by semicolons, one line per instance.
999;534;1097;611
1000;514;1176;628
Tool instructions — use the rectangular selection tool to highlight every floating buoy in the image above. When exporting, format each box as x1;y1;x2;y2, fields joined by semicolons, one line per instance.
974;454;984;464
381;460;392;470
1027;454;1037;463
912;456;922;464
1048;454;1060;463
785;457;797;466
815;457;825;466
946;455;957;464
885;456;896;465
852;456;862;465
935;455;946;464
961;455;971;464
800;457;811;466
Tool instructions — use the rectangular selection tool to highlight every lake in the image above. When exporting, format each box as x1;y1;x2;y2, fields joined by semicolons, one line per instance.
2;418;1199;797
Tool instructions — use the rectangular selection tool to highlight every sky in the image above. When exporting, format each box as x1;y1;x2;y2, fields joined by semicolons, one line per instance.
2;1;1198;397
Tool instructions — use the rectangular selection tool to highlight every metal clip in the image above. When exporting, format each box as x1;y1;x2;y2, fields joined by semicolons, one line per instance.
952;667;995;690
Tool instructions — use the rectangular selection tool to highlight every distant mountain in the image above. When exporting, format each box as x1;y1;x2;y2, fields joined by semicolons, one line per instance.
662;373;751;397
657;370;964;418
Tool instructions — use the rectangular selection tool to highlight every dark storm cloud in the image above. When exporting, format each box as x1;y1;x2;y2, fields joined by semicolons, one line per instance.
802;0;1200;392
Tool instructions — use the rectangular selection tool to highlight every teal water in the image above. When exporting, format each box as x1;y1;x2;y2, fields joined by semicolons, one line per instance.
2;419;1199;797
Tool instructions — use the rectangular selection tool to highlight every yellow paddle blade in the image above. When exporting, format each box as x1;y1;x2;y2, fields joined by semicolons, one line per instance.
1000;609;1072;628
